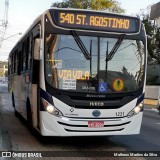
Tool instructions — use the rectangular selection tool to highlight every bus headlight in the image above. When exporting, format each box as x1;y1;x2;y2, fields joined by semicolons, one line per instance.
41;98;62;116
127;102;143;118
46;104;54;114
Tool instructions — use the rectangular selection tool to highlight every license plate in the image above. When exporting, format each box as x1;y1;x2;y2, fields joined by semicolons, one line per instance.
88;121;104;128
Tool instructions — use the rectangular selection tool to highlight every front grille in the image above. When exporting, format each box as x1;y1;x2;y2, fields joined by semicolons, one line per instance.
57;121;131;132
58;121;131;127
73;104;122;109
65;128;124;132
54;94;135;109
70;96;124;109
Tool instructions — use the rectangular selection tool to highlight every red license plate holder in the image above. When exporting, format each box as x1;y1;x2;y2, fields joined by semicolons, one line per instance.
88;121;104;128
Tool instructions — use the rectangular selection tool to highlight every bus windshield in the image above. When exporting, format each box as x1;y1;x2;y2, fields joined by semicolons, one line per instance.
45;34;145;93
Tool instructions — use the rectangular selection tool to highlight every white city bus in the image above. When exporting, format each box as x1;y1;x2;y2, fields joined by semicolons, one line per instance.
8;8;147;136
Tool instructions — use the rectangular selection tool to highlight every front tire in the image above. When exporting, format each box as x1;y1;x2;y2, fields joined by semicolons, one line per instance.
12;93;19;117
26;99;33;128
15;110;19;117
12;93;15;108
158;106;160;115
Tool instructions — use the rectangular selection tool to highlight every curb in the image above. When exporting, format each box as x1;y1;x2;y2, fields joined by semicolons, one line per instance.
144;99;158;109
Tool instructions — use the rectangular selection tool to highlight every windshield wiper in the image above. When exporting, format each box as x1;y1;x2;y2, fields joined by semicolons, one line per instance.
105;41;109;71
71;30;91;60
90;39;92;77
107;34;126;61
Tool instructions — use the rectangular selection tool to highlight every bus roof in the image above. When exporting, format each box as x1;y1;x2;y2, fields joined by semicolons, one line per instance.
9;8;141;56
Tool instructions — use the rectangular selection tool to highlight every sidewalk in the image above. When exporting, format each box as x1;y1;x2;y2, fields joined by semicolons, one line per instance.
144;99;158;109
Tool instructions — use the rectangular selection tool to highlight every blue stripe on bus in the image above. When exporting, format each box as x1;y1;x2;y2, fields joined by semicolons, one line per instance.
40;88;53;111
136;93;144;106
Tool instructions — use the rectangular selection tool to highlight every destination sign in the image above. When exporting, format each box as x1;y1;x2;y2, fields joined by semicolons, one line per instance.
53;10;140;33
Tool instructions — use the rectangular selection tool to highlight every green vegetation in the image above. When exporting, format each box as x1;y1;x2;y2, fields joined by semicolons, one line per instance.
139;9;160;64
0;61;8;77
51;0;125;13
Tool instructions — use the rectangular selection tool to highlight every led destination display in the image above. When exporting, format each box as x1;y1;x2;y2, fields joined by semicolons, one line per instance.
53;10;140;33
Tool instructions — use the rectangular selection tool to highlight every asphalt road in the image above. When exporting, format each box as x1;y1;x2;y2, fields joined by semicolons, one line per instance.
111;108;160;151
0;83;160;160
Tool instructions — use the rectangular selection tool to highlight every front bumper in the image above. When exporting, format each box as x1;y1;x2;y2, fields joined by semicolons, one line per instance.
40;111;143;136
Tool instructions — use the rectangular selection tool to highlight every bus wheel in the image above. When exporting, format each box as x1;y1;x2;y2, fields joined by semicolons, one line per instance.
12;93;15;108
158;106;160;115
26;99;33;128
12;93;18;117
15;110;19;117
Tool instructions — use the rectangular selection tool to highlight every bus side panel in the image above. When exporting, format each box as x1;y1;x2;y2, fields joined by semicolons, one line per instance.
14;75;22;113
8;74;14;95
17;76;22;113
21;73;27;119
31;84;38;127
8;74;14;105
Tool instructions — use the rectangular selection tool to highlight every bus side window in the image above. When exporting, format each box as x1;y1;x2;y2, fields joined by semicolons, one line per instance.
28;35;33;70
15;50;18;74
25;37;29;70
18;51;22;75
22;38;29;71
21;43;25;71
13;52;15;73
11;53;14;74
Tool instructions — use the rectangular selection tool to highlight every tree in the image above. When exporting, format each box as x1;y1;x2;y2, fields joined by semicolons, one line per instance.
4;70;8;77
155;27;160;63
0;61;8;77
137;8;160;64
51;0;125;13
141;15;156;62
122;66;134;79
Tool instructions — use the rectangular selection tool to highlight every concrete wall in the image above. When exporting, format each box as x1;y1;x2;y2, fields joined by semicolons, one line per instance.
145;86;160;99
156;17;160;27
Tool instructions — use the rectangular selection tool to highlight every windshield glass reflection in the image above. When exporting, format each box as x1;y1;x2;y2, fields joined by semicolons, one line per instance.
45;34;145;93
